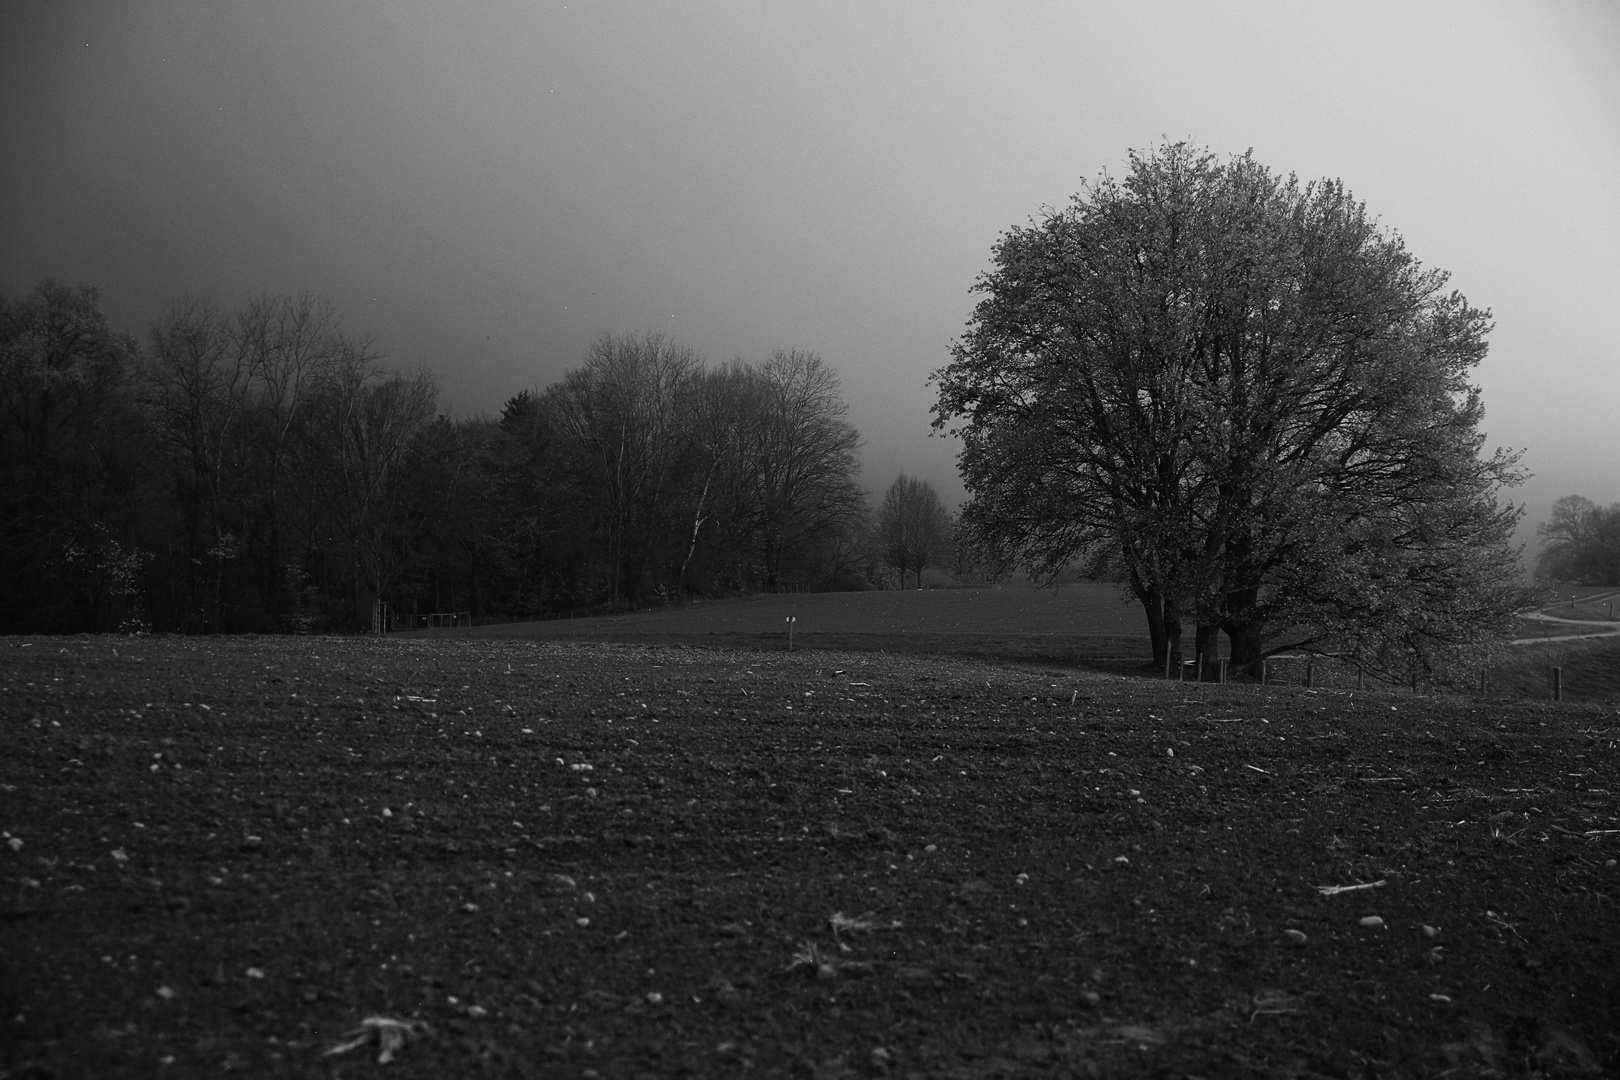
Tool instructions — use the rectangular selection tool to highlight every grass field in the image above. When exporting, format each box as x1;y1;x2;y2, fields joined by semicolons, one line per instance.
3;634;1617;1077
451;583;1144;639
425;584;1154;671
417;585;1620;704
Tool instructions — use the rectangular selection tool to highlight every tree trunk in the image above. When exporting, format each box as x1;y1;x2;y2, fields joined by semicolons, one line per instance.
1195;622;1222;682
1130;571;1168;669
1221;580;1264;681
1224;621;1265;681
1164;607;1184;674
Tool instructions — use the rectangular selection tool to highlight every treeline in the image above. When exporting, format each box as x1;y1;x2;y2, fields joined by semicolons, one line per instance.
0;280;891;634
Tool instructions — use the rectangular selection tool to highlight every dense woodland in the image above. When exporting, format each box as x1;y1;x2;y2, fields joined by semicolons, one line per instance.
0;280;959;634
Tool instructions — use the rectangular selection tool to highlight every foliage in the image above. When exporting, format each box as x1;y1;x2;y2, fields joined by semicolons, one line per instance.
934;142;1526;679
1535;495;1620;585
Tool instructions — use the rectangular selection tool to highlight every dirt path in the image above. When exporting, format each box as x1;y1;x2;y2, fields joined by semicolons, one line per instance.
1509;604;1620;645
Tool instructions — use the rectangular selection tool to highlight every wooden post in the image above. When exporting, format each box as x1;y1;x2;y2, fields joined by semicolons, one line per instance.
1195;653;1202;684
1305;661;1314;689
1165;653;1172;680
1357;666;1364;692
1553;666;1562;702
1480;667;1488;698
785;615;796;651
1219;658;1228;684
1260;658;1267;686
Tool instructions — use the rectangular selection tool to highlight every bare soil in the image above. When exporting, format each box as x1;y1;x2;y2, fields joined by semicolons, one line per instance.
3;635;1618;1078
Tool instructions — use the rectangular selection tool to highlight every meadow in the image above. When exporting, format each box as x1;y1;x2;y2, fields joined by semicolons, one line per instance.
3;623;1617;1078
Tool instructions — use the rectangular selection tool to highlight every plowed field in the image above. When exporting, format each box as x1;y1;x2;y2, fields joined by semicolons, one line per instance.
3;636;1618;1078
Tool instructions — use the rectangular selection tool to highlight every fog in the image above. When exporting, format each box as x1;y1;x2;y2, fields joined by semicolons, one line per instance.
3;0;1616;556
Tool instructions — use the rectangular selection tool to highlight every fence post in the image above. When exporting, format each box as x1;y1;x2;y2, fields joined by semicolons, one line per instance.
1219;658;1228;684
1480;667;1488;698
1305;661;1314;689
1357;666;1364;692
1554;666;1562;702
1195;653;1202;683
1260;658;1267;686
1165;653;1172;680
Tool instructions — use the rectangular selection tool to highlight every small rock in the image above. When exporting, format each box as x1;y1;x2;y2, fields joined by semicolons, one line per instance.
1421;924;1439;938
1284;929;1308;945
1360;915;1384;928
1078;990;1101;1009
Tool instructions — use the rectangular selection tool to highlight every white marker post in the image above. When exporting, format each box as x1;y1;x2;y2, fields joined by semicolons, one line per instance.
785;615;796;651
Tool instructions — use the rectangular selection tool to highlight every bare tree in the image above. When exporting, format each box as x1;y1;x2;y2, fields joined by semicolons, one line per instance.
875;473;954;589
235;293;344;621
312;341;438;624
143;297;251;629
733;349;865;591
1536;495;1620;585
546;333;700;603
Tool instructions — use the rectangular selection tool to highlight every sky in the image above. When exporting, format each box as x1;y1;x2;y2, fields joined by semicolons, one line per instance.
3;1;1617;562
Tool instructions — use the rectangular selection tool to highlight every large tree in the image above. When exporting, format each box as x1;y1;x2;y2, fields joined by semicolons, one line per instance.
728;349;866;591
934;143;1524;681
1536;495;1620;586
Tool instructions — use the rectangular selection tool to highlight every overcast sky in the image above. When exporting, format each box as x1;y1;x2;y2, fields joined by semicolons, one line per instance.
3;1;1617;558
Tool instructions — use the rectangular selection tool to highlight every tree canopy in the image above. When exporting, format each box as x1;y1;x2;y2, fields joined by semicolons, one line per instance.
933;143;1525;681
